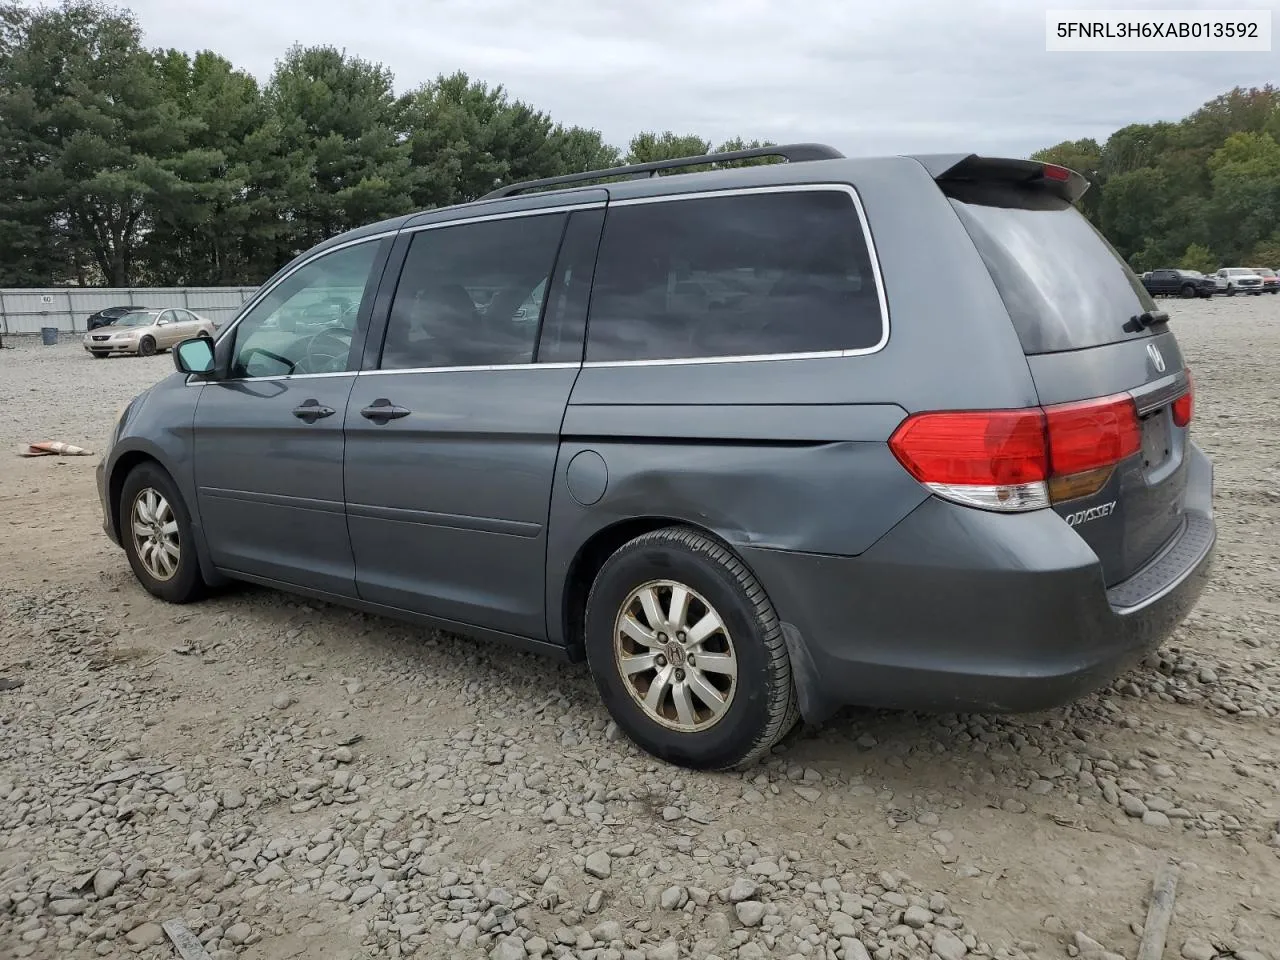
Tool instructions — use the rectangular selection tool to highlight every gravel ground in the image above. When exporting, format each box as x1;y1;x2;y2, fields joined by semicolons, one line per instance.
2;297;1279;960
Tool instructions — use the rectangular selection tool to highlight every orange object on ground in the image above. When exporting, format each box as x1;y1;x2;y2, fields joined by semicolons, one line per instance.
18;441;94;457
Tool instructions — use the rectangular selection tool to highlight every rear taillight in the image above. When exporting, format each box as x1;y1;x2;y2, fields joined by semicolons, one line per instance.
1172;368;1193;427
889;393;1142;513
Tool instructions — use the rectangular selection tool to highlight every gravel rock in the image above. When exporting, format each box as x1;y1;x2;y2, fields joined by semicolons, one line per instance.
492;935;528;960
125;923;165;947
904;904;932;928
933;930;969;960
661;885;688;910
1181;940;1217;960
93;870;123;898
585;851;613;879
735;901;766;927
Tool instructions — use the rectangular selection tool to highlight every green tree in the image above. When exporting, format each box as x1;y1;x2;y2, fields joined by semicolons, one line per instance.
1206;132;1280;262
402;71;582;207
144;50;275;284
548;124;622;176
266;44;413;253
625;131;711;165
711;137;782;168
1179;243;1218;274
0;1;66;284
1097;166;1168;266
2;1;208;286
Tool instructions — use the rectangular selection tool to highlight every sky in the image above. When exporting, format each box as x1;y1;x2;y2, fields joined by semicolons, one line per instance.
99;0;1280;158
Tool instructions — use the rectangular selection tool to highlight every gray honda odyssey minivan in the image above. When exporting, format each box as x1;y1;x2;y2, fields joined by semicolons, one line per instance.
96;144;1215;770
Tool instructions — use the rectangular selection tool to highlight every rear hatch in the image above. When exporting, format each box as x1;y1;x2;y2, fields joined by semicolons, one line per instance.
936;157;1193;586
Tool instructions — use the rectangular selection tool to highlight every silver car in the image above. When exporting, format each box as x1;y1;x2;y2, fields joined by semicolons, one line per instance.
83;308;218;358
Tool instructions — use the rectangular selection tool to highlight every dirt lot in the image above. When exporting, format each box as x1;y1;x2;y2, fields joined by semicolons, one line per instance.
2;298;1279;960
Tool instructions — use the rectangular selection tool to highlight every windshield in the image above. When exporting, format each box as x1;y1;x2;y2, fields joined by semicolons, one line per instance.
945;182;1157;355
116;312;157;327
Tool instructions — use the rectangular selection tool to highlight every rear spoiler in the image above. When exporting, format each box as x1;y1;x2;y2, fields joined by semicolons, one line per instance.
909;153;1090;204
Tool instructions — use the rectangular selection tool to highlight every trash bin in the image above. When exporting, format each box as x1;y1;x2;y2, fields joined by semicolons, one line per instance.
41;327;59;346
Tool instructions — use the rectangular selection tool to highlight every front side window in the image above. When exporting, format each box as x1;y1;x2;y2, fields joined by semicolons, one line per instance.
230;241;381;378
584;189;884;363
380;213;568;370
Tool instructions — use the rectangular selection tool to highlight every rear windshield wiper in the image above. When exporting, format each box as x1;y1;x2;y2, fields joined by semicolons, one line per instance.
1125;310;1169;333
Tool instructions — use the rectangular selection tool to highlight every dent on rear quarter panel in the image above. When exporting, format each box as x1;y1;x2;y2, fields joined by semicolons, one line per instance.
543;401;930;644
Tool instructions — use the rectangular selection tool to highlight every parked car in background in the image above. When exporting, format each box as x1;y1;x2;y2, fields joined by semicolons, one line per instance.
1141;268;1216;298
82;308;217;358
94;145;1214;770
1215;267;1265;295
1248;267;1279;293
86;305;150;330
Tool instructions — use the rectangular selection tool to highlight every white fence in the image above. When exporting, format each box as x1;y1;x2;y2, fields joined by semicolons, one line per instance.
0;287;259;334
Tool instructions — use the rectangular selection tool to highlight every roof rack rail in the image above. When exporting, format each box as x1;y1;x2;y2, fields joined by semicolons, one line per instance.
480;142;845;200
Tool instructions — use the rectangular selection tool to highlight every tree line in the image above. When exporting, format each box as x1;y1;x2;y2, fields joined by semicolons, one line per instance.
0;1;773;288
3;1;1279;289
1033;85;1280;273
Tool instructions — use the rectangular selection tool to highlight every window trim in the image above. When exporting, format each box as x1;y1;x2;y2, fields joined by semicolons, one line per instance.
193;187;888;382
399;200;604;238
190;233;395;385
580;183;890;368
370;206;594;375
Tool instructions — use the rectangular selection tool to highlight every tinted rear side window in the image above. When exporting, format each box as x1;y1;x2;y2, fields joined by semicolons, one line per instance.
946;182;1157;355
585;189;885;363
380;213;567;369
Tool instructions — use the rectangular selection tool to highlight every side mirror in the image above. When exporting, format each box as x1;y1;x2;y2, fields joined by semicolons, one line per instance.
174;337;215;376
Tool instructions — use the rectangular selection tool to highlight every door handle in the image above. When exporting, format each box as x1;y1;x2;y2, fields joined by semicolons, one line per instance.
360;398;411;424
292;400;335;423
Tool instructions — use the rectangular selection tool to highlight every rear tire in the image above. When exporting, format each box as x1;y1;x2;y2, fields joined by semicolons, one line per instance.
583;526;798;770
1179;284;1196;299
119;462;204;604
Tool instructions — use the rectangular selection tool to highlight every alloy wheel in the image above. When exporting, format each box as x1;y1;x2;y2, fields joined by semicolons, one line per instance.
613;579;738;732
130;487;180;581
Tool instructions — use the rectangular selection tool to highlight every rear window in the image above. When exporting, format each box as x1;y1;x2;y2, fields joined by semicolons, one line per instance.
945;182;1157;355
585;189;885;363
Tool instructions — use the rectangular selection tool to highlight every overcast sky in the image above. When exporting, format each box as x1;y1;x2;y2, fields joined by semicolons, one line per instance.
109;0;1280;157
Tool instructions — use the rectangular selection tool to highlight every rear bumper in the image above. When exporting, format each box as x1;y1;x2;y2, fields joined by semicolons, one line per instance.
743;444;1216;722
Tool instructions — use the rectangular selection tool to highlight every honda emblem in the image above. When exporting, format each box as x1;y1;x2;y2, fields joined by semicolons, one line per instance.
1146;342;1166;373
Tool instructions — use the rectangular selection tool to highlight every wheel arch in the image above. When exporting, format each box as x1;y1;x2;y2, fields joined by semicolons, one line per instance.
559;516;755;661
106;446;226;587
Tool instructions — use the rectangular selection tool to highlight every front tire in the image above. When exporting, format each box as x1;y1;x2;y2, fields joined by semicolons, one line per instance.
119;462;204;604
1227;285;1237;297
138;336;156;356
1180;284;1196;299
583;526;798;770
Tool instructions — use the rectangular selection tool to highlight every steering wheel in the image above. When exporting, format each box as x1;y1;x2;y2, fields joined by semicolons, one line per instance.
301;329;352;374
